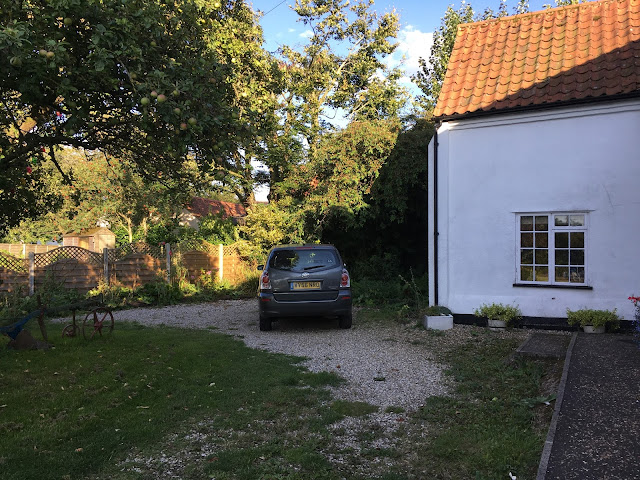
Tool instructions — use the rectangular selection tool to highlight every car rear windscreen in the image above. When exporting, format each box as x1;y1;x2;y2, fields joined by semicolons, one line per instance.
269;249;339;271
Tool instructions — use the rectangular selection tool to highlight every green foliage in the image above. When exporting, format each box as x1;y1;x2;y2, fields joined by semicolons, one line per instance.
239;202;308;254
566;308;620;328
0;0;274;234
474;303;522;325
425;305;453;316
2;148;187;243
321;117;433;278
352;273;428;316
198;213;238;245
262;0;405;200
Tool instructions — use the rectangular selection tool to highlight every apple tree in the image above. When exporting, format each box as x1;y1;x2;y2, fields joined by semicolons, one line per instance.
0;0;274;235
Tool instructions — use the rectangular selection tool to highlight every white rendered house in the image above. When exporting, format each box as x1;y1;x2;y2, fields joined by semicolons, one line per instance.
428;0;640;323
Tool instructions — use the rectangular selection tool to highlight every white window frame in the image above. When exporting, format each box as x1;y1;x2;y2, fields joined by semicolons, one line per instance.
515;212;589;286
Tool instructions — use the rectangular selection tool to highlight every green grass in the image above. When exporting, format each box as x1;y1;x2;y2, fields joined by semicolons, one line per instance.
410;332;559;480
0;322;345;480
0;310;561;480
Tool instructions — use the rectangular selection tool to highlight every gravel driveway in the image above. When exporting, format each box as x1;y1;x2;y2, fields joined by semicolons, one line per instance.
113;299;450;411
80;300;530;478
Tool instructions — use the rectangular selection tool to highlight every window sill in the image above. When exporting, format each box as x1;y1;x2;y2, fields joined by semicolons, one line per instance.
513;283;593;290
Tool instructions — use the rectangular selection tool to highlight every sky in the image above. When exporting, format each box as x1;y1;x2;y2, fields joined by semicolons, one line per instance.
248;0;553;91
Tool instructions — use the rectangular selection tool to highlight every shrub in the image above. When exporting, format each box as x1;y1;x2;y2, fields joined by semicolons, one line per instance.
474;303;522;325
566;308;619;328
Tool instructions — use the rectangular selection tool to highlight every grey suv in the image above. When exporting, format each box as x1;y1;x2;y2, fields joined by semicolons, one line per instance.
257;244;352;331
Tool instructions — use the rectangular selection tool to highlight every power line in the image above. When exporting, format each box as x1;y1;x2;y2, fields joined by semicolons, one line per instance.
262;0;288;17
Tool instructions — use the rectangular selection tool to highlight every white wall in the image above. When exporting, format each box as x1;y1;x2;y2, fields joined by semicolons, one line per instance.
428;99;640;320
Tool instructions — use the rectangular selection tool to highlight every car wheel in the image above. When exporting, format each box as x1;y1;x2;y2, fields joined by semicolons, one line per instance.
259;314;272;331
338;311;352;329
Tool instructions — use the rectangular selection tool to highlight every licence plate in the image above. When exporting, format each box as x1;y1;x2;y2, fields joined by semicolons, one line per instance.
291;281;321;290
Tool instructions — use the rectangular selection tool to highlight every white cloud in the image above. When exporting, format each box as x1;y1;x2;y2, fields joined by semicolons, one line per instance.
299;29;313;39
386;25;434;87
288;28;296;33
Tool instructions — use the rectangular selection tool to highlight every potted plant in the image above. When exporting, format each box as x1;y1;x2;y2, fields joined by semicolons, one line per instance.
474;303;522;330
566;308;619;333
423;305;453;330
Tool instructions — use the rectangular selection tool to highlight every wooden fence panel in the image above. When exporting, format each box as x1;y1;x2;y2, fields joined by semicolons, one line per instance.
180;251;219;281
34;259;102;293
0;242;251;294
0;269;28;293
110;253;163;288
222;254;251;285
0;244;59;257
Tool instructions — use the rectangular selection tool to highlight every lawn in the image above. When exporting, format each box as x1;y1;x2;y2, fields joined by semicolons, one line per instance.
0;311;561;480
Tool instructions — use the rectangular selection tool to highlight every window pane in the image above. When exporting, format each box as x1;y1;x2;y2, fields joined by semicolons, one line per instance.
535;249;548;264
521;266;533;281
521;216;533;231
570;215;585;226
555;232;569;248
535;266;549;282
555;267;569;282
535;233;548;248
521;249;534;264
556;250;569;265
570;249;584;266
570;267;585;283
570;232;584;248
555;215;568;226
521;233;533;248
535;216;549;231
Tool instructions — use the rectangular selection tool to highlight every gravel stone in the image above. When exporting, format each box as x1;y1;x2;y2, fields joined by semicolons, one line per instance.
108;300;450;410
70;299;531;478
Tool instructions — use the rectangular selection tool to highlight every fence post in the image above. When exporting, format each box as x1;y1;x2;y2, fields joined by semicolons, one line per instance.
103;248;109;285
166;243;171;283
28;252;35;296
218;244;224;282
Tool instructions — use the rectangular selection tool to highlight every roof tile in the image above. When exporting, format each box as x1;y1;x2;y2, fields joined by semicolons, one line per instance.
434;0;640;118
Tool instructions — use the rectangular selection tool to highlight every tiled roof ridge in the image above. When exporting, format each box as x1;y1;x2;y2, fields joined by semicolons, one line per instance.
434;0;640;118
458;0;617;30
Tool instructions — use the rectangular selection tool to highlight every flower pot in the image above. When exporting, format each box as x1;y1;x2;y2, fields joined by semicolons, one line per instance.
583;325;605;334
487;319;507;330
423;314;453;330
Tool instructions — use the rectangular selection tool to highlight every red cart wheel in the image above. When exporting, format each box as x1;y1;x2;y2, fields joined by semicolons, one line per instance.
83;308;114;339
62;324;77;338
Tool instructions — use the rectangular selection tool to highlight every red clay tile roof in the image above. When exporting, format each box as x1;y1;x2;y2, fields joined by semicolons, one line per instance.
186;197;247;219
434;0;640;118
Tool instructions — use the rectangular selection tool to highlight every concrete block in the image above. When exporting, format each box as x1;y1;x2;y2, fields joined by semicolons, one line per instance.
424;314;453;330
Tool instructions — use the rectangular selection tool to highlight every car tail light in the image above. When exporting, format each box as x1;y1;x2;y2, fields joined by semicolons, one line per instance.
340;268;350;288
260;270;271;290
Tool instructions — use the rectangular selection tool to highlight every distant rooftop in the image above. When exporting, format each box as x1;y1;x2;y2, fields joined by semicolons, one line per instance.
186;197;247;219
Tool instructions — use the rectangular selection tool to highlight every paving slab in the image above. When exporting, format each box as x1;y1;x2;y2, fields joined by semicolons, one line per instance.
516;332;571;358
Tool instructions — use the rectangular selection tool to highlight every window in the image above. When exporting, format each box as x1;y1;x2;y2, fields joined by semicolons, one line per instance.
516;213;587;286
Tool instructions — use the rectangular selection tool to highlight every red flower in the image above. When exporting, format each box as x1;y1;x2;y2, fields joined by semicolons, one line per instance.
26;166;32;174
